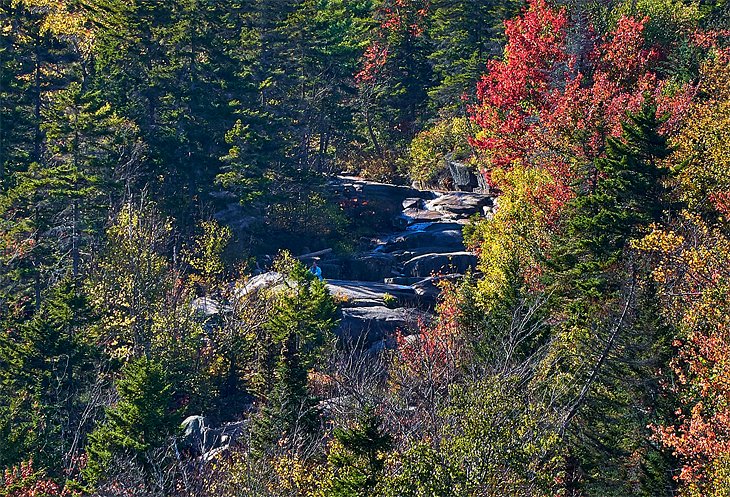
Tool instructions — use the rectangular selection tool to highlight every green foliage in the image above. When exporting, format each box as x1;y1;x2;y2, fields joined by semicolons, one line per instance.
408;117;473;184
542;105;677;495
0;280;97;473
553;104;671;298
382;293;397;309
84;357;175;487
326;407;393;497
251;252;338;450
382;443;456;497
427;0;520;112
442;378;561;496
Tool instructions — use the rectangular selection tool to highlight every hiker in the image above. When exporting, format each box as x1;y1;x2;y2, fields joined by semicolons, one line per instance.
310;260;323;281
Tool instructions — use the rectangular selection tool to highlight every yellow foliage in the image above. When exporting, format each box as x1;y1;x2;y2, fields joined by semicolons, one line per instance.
465;164;559;307
274;453;330;497
672;57;730;210
408;117;473;184
12;0;94;58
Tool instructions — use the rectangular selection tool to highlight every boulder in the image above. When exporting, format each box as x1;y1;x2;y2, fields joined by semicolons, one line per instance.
344;253;399;281
237;271;286;296
191;297;225;316
425;192;493;218
179;416;246;460
381;229;464;253
412;274;465;303
330;176;434;203
390;246;471;263
423;222;466;232
337;306;430;348
213;202;258;231
402;198;425;210
318;262;343;280
403;252;477;278
447;159;482;192
401;208;445;223
327;280;417;307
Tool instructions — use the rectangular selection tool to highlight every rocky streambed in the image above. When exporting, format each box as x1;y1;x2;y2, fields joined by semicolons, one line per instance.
248;177;493;352
200;176;495;353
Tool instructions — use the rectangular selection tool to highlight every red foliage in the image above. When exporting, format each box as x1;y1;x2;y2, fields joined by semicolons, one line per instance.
0;460;73;497
656;323;730;488
469;0;697;219
395;280;465;383
355;42;389;84
355;0;428;85
470;0;568;168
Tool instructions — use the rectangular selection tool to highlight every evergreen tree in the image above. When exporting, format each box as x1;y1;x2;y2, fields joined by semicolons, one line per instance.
84;357;176;487
0;280;96;473
328;406;393;497
555;103;672;299
544;104;676;496
427;0;519;114
1;83;133;311
252;253;338;451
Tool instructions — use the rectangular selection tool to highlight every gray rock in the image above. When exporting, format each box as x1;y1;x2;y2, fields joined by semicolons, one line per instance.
403;252;477;278
384;276;424;285
331;176;435;203
191;297;224;316
425;192;493;218
381;230;464;253
412;274;465;303
213;202;258;231
318;262;343;280
447;159;481;192
345;253;398;281
236;272;285;296
401;208;445;223
179;416;246;460
390;246;471;263
402;198;425;210
337;306;430;347
423;222;466;232
327;280;417;307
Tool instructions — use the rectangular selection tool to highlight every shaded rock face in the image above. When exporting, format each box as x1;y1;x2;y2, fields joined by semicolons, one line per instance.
179;415;246;461
447;159;489;192
380;230;464;253
402;252;477;278
337;306;429;349
344;253;399;282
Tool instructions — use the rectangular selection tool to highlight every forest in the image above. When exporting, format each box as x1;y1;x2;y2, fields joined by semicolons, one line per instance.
1;0;730;495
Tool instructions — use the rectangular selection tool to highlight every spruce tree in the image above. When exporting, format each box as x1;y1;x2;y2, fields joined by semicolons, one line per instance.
0;280;96;472
328;406;393;497
251;254;338;452
545;104;677;495
84;357;176;487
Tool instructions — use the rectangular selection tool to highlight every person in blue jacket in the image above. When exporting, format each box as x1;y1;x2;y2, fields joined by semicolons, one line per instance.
310;260;323;280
